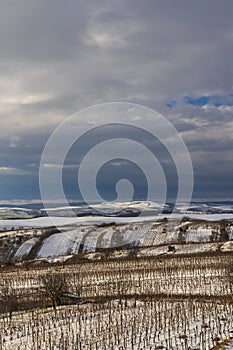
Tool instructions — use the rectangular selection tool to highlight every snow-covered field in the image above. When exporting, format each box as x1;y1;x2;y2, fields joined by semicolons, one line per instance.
0;252;233;349
1;299;233;349
1;200;233;226
1;202;233;349
0;215;232;263
0;212;233;230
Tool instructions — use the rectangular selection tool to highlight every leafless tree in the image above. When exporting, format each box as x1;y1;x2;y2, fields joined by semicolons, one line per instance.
0;280;18;320
41;272;68;311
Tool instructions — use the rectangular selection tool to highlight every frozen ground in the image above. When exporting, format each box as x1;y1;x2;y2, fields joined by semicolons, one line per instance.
0;212;233;230
0;215;232;262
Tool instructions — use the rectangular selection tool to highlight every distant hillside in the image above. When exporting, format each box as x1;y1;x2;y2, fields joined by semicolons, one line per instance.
0;218;232;264
1;200;233;219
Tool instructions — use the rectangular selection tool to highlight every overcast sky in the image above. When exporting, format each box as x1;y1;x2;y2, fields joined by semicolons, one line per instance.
0;0;232;202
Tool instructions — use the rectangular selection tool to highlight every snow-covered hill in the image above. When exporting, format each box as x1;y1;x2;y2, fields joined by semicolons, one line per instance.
0;218;231;263
1;200;233;220
0;201;233;263
0;207;40;219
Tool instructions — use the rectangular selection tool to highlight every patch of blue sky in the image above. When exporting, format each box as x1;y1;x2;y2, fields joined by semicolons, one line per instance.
184;96;210;107
211;94;233;107
165;99;177;108
184;94;233;107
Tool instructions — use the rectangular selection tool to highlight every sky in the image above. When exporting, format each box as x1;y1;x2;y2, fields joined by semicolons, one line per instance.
0;0;233;203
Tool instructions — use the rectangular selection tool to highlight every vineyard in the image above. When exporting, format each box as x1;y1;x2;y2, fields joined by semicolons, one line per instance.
0;252;233;349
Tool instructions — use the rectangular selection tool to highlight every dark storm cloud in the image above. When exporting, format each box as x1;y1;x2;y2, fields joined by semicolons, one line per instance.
0;0;232;200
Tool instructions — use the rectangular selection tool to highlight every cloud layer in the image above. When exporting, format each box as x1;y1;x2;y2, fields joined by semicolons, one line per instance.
0;0;232;200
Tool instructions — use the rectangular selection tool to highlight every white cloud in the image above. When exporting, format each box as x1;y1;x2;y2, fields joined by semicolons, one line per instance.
0;0;232;199
111;160;129;167
43;163;78;169
0;167;29;175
